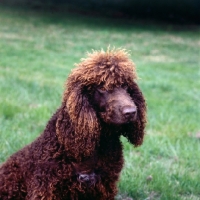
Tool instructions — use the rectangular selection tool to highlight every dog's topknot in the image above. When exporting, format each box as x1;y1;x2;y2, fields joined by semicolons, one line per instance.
66;48;138;91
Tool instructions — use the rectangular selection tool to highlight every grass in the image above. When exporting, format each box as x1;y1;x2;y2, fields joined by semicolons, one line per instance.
0;5;200;200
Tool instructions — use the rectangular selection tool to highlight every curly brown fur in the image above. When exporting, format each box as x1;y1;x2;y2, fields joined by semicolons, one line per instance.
0;49;147;200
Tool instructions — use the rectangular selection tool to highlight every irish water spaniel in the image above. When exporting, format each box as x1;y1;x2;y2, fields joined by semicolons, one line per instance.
0;49;147;200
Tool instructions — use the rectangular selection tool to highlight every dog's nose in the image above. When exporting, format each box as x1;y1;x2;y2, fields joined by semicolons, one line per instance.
122;106;137;119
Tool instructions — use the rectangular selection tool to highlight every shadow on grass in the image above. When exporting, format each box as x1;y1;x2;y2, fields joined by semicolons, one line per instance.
0;2;200;33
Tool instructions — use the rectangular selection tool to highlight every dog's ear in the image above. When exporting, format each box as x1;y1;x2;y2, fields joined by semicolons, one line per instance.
56;82;100;161
123;82;147;146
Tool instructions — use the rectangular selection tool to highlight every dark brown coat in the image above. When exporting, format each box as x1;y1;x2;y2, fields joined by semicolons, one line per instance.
0;49;147;200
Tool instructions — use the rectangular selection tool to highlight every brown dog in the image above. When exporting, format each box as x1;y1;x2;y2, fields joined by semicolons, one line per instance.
0;49;146;200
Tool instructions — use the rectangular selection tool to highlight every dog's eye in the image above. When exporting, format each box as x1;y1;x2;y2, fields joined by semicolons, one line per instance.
98;87;106;93
122;84;128;90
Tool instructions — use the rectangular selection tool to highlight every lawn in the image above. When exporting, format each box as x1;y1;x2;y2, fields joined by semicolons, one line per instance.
0;5;200;200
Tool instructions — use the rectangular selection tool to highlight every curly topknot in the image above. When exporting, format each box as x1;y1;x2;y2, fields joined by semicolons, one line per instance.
66;48;138;91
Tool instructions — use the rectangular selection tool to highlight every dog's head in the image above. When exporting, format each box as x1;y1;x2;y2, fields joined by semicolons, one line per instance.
57;49;146;160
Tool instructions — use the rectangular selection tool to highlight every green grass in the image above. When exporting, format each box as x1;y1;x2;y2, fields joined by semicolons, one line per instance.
0;5;200;200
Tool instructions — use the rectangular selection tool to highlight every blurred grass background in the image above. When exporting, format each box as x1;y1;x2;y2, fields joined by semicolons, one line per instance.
0;5;200;200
